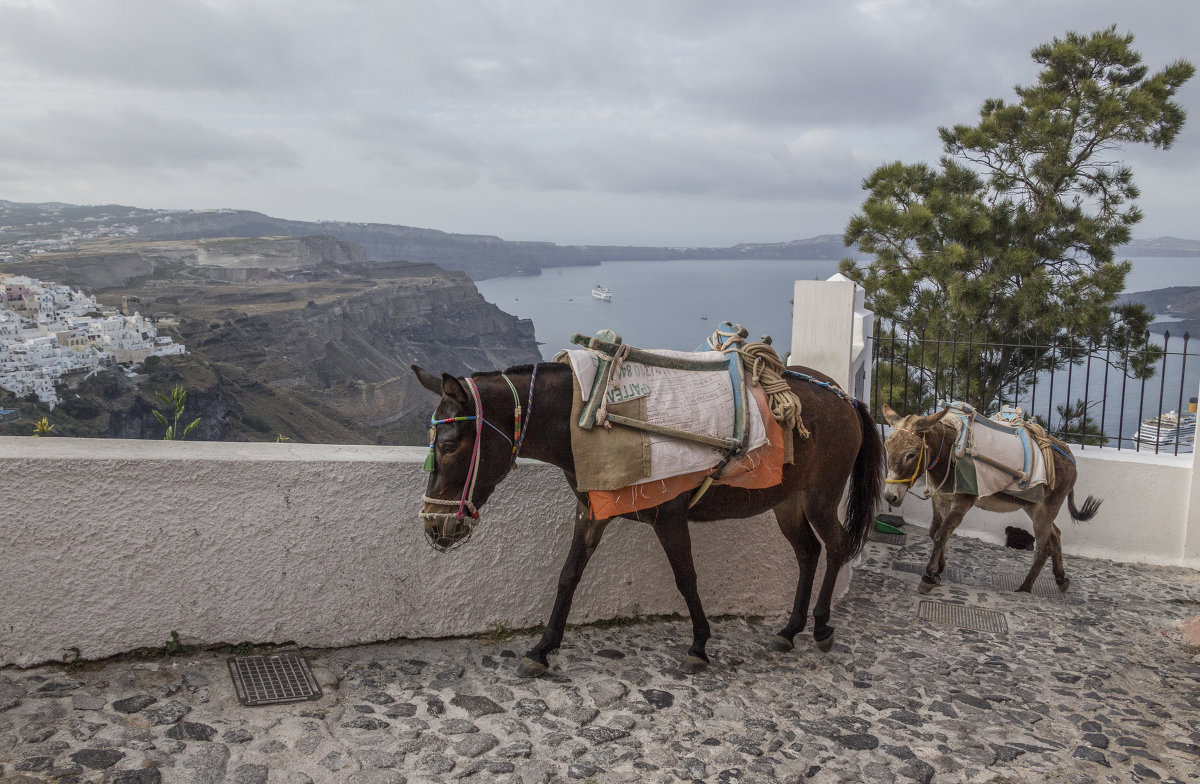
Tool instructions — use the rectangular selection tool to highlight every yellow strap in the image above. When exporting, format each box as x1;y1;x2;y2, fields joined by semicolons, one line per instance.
885;437;925;487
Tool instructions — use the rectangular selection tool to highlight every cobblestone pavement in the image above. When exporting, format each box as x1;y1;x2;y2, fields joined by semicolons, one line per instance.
3;527;1200;784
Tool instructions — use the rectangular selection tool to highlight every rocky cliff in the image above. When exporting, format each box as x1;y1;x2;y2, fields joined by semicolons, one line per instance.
0;237;540;444
171;263;539;440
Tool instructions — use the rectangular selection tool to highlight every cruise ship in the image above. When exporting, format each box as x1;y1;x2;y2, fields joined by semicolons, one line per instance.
1132;410;1196;451
591;285;613;302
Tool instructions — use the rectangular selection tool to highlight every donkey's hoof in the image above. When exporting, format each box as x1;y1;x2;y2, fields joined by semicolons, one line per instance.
917;579;937;594
814;630;835;652
516;657;548;678
769;635;794;653
1057;577;1071;592
681;654;709;674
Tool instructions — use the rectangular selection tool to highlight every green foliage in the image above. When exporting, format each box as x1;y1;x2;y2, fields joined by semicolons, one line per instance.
1052;399;1108;446
130;630;199;660
154;385;201;440
31;416;54;437
843;28;1194;412
64;647;87;669
477;622;517;646
164;630;197;657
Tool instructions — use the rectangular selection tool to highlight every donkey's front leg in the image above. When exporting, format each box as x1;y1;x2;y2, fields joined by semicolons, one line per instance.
518;502;609;678
652;512;711;673
920;495;971;594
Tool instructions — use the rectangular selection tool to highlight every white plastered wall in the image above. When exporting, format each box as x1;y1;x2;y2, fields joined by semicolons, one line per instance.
885;447;1198;568
0;436;832;668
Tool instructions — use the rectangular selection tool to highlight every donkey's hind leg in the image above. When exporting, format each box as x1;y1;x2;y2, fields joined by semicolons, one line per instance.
1018;501;1068;593
518;500;610;677
769;494;821;653
651;507;712;673
804;496;852;651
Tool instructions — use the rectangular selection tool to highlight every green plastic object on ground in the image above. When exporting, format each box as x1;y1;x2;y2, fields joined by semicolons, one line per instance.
874;518;904;535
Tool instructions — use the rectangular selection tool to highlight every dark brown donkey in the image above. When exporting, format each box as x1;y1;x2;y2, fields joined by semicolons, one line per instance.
413;361;884;677
881;405;1102;594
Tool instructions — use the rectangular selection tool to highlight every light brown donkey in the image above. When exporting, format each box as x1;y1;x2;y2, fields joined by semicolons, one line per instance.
881;404;1102;594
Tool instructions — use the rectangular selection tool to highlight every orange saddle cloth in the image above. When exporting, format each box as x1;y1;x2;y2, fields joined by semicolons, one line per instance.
587;384;786;519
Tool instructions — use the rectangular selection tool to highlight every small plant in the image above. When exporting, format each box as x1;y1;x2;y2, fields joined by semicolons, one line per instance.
31;417;54;436
154;385;201;440
478;622;516;646
164;630;197;657
275;433;292;443
64;647;87;669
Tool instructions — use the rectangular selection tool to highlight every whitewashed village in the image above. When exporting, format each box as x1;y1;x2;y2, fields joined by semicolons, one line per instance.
0;273;185;407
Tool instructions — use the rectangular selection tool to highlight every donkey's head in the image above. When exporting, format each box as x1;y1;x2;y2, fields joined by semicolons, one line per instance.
412;366;517;551
880;404;949;506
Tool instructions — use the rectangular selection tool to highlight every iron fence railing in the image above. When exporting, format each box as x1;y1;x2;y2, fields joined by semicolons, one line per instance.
871;321;1198;455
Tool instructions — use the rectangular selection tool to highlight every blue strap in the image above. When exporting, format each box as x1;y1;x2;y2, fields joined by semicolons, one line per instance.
782;369;858;407
1050;442;1075;465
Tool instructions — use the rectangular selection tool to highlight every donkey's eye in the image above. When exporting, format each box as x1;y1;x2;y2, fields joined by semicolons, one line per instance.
905;452;917;461
438;439;459;454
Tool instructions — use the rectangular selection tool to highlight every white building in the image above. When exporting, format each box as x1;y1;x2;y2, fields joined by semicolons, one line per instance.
0;274;186;406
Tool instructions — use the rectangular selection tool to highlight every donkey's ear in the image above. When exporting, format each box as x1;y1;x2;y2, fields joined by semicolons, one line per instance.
881;404;902;426
441;373;469;406
412;365;443;396
914;407;949;431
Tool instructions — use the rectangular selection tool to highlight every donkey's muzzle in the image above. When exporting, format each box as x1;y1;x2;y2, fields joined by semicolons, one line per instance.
420;512;475;552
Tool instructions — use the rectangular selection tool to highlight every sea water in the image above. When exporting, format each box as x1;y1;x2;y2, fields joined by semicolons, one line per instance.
477;256;1199;448
477;256;1200;360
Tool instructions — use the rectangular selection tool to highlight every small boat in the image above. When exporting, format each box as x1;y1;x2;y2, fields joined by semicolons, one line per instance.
591;285;612;302
1132;410;1196;450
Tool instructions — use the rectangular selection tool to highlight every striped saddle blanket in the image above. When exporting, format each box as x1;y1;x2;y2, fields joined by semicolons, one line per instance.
558;346;782;517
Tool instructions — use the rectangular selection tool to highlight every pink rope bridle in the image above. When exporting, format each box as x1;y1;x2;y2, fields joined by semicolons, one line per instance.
454;377;486;520
421;368;537;528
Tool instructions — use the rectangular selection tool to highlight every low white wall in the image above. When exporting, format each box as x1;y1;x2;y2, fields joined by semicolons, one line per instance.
888;446;1198;568
0;436;821;668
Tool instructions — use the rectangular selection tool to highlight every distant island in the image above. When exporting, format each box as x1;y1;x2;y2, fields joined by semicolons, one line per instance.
1123;286;1200;336
0;199;867;282
2;199;1196;281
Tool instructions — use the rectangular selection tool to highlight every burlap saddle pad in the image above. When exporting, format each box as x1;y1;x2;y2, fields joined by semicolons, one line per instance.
560;348;768;491
943;403;1050;502
558;348;783;517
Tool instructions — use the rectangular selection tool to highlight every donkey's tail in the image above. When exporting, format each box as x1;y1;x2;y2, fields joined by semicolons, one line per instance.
1068;491;1102;522
844;403;885;559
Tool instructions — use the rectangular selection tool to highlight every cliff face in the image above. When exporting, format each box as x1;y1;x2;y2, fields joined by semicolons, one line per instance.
179;268;539;437
1;237;541;444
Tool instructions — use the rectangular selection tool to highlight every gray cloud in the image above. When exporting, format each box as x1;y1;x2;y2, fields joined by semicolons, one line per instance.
0;107;298;171
0;0;1195;244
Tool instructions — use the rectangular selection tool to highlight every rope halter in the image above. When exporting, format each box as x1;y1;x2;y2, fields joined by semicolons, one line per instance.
885;428;926;488
885;423;948;500
421;368;536;545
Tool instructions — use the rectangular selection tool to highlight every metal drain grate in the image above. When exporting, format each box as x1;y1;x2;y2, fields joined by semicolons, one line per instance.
991;570;1069;600
869;531;907;546
228;653;323;706
891;560;926;575
918;601;1008;633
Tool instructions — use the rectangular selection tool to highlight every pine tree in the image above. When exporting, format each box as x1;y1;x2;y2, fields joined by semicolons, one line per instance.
841;27;1194;422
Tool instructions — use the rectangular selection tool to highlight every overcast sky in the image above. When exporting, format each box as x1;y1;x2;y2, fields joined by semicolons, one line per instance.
0;0;1197;247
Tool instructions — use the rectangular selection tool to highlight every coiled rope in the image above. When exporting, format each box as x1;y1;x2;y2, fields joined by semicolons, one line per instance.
707;324;808;439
